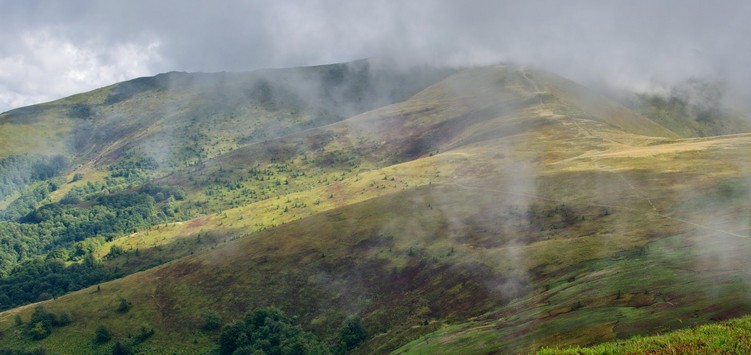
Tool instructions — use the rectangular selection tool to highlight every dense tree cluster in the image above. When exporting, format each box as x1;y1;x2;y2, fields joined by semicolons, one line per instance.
108;151;159;179
0;153;185;310
0;181;60;221
0;154;68;200
0;185;183;271
337;316;367;351
0;257;119;311
218;307;331;355
14;305;73;341
218;308;369;355
0;188;176;308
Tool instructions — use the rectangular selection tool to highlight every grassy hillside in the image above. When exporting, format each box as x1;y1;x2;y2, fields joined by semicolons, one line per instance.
538;314;751;354
626;78;751;138
0;60;454;279
386;131;751;354
2;62;751;354
0;60;454;168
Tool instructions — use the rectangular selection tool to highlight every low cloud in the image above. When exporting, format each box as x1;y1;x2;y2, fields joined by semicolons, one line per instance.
2;0;750;112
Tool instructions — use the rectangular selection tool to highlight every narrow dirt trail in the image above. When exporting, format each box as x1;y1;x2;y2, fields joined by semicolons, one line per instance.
522;70;660;212
522;69;545;107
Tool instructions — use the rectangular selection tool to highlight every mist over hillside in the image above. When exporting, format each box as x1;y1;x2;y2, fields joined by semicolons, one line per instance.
1;60;751;354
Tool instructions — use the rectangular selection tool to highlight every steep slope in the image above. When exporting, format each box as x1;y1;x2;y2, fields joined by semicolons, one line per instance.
0;60;454;277
2;63;751;354
0;59;454;167
392;132;751;354
628;89;751;138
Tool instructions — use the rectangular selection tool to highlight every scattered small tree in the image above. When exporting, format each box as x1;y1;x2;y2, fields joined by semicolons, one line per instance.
94;325;112;344
112;341;131;355
202;310;222;331
29;321;52;340
26;305;56;340
71;173;84;182
58;309;74;326
132;326;154;345
117;298;131;313
29;305;56;326
107;245;125;259
338;315;367;350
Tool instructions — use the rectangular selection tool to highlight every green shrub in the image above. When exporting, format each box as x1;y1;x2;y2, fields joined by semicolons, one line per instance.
94;325;112;344
132;326;154;345
111;341;131;355
202;310;222;331
57;309;73;326
338;315;367;350
117;298;131;313
26;305;56;340
28;321;51;340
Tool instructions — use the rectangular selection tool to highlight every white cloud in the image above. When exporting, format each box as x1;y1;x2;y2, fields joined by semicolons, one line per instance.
0;29;162;112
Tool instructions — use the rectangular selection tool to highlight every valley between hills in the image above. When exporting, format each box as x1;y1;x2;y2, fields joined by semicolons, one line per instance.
1;60;750;354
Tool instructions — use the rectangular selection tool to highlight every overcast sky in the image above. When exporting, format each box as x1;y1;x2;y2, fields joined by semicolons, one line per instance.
1;0;750;113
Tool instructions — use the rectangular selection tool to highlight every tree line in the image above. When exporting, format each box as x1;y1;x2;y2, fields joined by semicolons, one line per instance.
0;149;187;311
0;154;68;200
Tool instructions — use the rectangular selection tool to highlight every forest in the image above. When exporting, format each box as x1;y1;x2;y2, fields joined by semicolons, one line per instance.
0;152;187;311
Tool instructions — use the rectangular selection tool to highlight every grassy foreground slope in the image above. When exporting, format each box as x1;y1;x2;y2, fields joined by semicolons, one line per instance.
2;64;751;354
539;315;751;354
389;131;751;354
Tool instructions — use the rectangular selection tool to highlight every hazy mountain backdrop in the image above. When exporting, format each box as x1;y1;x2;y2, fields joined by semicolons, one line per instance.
1;60;751;354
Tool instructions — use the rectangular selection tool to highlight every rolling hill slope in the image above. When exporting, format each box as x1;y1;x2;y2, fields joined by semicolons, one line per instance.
1;62;751;354
0;59;454;167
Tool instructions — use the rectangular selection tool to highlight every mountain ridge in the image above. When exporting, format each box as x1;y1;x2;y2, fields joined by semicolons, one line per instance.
1;60;751;354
